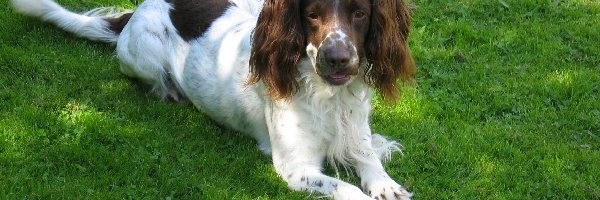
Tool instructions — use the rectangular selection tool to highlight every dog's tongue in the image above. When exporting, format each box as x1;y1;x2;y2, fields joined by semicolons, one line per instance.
329;73;348;79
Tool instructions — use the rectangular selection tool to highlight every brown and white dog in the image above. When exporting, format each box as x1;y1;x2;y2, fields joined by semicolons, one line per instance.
11;0;415;199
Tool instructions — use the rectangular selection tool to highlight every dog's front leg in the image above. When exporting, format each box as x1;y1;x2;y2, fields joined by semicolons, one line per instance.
356;160;412;200
266;107;371;200
354;128;412;200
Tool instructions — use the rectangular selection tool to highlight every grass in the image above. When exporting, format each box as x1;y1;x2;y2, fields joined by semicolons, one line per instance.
1;0;598;199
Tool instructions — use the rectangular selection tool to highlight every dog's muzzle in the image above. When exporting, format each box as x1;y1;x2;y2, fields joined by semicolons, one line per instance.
316;36;359;85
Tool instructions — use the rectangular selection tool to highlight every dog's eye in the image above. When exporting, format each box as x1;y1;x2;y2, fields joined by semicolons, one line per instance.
353;10;366;19
307;12;319;20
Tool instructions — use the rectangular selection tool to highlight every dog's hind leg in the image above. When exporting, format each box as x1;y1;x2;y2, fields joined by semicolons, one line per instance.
114;0;189;101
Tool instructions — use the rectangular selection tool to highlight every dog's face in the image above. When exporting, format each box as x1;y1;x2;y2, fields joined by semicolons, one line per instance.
301;0;371;85
250;0;415;101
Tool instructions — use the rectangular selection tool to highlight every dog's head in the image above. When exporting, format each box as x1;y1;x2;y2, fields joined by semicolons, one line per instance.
249;0;415;101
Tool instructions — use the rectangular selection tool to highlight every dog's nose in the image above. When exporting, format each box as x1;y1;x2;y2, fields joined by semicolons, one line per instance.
324;47;351;68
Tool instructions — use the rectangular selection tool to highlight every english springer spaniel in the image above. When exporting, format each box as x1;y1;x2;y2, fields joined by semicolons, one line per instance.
11;0;416;199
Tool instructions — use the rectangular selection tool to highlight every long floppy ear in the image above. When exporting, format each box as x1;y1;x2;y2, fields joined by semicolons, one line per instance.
365;0;416;102
249;0;305;100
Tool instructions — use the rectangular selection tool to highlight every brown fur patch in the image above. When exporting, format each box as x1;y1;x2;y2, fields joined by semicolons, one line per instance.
365;0;415;102
106;13;133;34
166;0;232;41
249;0;306;100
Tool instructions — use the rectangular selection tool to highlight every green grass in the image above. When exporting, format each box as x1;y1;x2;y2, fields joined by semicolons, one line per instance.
1;0;599;199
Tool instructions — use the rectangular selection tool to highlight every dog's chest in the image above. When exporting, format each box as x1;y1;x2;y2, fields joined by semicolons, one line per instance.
293;95;370;142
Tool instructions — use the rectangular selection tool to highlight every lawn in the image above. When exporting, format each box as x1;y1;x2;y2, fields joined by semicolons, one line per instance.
1;0;599;199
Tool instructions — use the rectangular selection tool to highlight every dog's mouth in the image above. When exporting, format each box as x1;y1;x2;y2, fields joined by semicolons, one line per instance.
317;65;359;86
324;73;352;85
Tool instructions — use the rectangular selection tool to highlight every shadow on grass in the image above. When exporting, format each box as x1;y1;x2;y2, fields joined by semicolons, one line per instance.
0;32;299;200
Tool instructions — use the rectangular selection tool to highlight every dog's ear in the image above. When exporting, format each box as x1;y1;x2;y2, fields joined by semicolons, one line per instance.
249;0;305;100
365;0;415;102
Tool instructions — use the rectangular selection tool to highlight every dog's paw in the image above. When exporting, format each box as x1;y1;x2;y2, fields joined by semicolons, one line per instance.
364;178;412;200
331;184;373;200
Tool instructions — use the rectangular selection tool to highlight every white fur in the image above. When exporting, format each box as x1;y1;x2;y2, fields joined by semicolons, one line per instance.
11;0;128;43
11;0;411;199
115;0;189;100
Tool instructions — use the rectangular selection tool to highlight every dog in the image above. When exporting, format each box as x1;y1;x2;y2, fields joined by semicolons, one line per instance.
11;0;416;199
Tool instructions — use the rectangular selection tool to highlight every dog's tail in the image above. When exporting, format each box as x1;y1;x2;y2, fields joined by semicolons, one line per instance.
10;0;132;44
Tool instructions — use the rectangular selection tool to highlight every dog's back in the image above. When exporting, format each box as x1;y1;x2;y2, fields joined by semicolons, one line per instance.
10;0;260;102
